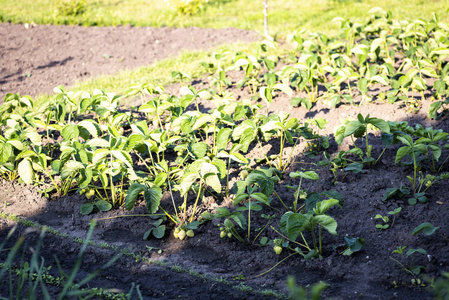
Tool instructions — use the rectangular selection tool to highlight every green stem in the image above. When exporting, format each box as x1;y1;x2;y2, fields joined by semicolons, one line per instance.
412;149;417;196
283;137;300;172
254;252;298;278
278;132;284;170
189;181;204;223
247;204;251;241
226;158;231;198
319;225;322;254
252;218;271;245
96;214;165;221
274;191;289;211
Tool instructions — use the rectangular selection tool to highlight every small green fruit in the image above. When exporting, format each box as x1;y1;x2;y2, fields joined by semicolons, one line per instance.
240;170;249;179
274;245;283;255
86;189;95;199
186;229;194;237
227;232;232;238
178;229;186;240
220;231;226;239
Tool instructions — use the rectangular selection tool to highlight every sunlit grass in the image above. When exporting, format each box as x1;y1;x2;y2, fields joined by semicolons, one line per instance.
1;0;447;37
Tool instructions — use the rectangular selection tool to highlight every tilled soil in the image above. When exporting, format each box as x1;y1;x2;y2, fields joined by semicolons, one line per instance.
0;22;260;100
1;23;449;300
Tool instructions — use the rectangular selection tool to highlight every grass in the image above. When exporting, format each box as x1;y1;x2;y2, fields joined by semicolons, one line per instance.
1;0;448;37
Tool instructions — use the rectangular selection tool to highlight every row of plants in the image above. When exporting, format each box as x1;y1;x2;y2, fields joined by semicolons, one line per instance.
1;8;449;294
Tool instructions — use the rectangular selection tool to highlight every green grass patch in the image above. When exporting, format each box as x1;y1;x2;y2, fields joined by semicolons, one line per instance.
1;0;448;37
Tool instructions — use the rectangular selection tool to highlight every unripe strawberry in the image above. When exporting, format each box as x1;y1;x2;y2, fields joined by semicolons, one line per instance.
86;189;95;199
178;229;186;240
240;170;249;179
273;245;283;255
186;229;194;237
220;231;226;239
227;232;232;238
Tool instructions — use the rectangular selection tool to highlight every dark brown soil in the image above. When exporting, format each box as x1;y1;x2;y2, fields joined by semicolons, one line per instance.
0;22;260;101
1;23;449;300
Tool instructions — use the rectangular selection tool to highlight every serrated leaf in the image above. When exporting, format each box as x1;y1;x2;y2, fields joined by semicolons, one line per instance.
18;158;34;184
190;142;208;159
180;172;199;196
368;118;390;133
144;187;162;214
95;200;112;212
62;124;80;141
125;183;146;210
234;193;249;205
290;171;319;180
61;160;84;180
312;215;338;235
111;150;133;168
395;146;411;164
216;128;232;152
286;212;310;241
205;173;221;194
152;225;166;239
314;198;340;215
78;120;100;138
250;192;270;206
80;203;94;215
412;222;440;236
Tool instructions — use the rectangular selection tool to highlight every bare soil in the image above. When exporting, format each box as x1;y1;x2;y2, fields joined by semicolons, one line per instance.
0;22;259;100
1;23;449;300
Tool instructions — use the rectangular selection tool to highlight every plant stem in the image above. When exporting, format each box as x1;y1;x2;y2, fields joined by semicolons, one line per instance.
189;181;204;223
254;253;297;278
274;191;289;211
226;158;231;198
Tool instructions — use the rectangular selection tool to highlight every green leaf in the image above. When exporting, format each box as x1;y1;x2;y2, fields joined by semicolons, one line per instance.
406;248;427;256
152;225;166;239
412;222;440;236
344;120;364;137
0;142;13;163
180;172;199;196
61;124;79;141
344;236;365;252
125;183;146;210
86;138;110;148
80;203;94;215
95;200;112;212
229;152;248;164
205;174;222;194
286;212;310;241
250;192;270;206
395;146;411;164
358;78;368;94
305;192;322;212
368;118;390;133
61;160;84;180
289;171;319;180
190;142;208;159
216;128;232;152
18;158;34;184
111;150;133;168
314;198;340;215
234;193;249;205
397;135;413;147
200;162;218;177
144;187;162;214
78;120;100;138
312;215;338;235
